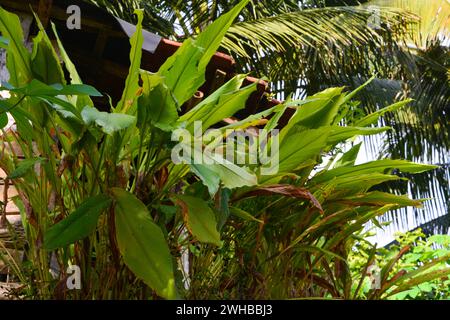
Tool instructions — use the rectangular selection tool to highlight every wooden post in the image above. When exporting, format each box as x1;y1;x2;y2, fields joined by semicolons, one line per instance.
209;69;227;94
185;91;204;112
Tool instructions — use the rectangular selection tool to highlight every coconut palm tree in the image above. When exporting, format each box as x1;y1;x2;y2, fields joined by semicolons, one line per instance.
359;0;449;237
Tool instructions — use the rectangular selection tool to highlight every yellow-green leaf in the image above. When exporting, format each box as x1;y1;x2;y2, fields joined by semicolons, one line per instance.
112;188;176;299
172;195;222;247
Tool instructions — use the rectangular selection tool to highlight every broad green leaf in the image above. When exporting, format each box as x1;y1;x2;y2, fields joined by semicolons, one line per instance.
52;83;102;96
8;107;34;141
340;191;423;208
334;142;362;168
173;137;257;190
427;235;450;246
35;95;85;147
0;99;12;113
355;99;412;127
221;104;285;130
155;204;177;223
178;75;256;131
158;0;250;109
0;88;35;140
2;79;101;97
315;173;404;197
81;106;135;135
389;289;413;300
157;38;202;110
417;282;434;293
0;112;8;129
31;31;66;85
194;0;249;73
43;194;111;250
111;188;176;299
137;71;178;131
190;164;221;196
36;95;81;120
0;7;32;86
30;10;67;85
111;11;146;164
115;9;144;113
276;127;330;173
195;150;258;189
51;23;81;85
312;159;437;185
229;207;264;223
28;15;87;138
8;157;46;179
172;195;222;247
282;87;344;137
327;126;391;145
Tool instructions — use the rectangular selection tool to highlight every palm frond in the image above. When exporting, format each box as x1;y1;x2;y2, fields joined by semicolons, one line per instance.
221;6;417;95
85;0;178;37
224;6;415;58
368;0;450;49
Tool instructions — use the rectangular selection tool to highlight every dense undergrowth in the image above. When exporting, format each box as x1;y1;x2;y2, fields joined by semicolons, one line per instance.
0;0;449;299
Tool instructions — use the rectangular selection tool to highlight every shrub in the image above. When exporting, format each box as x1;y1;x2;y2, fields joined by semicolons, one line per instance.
0;1;447;299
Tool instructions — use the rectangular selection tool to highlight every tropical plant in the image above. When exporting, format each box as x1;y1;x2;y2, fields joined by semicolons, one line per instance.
87;0;450;238
0;1;447;299
349;228;450;300
87;0;418;96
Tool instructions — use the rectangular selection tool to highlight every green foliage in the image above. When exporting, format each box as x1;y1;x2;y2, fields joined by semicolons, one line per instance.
1;80;101;97
8;157;45;179
0;6;32;86
161;0;248;105
349;229;450;300
172;195;222;247
0;2;446;300
112;188;177;300
43;195;112;251
87;0;449;239
178;74;256;132
0;112;8;129
81;106;136;135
